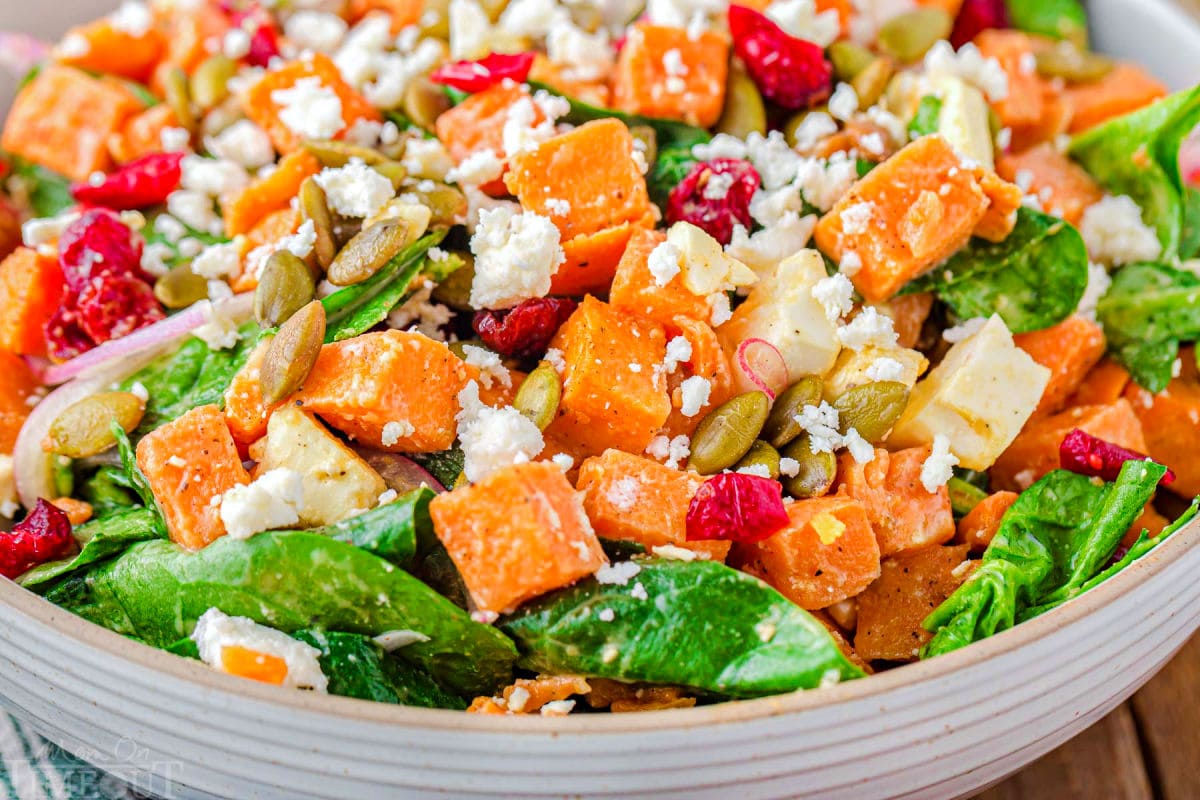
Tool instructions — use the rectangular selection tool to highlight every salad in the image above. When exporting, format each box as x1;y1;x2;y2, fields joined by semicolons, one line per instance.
0;0;1197;717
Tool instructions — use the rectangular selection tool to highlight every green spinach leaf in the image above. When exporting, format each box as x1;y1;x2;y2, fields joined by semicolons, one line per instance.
142;214;228;269
78;466;139;517
907;95;944;140
307;487;433;568
922;460;1165;658
903;207;1088;333
50;531;517;695
1096;261;1200;392
408;448;464;489
499;558;864;698
5;157;73;217
18;507;162;590
1004;0;1088;47
111;423;160;514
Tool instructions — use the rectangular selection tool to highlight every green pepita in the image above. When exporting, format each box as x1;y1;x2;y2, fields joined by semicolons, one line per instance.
153;264;209;310
716;61;767;139
255;250;316;328
400;179;467;226
762;377;824;449
832;380;909;443
1035;43;1115;84
189;54;237;110
877;8;953;63
299;177;337;270
373;161;409;190
402;76;452;132
687;391;771;475
430;253;476;311
47;392;146;458
628;125;658;170
735;440;781;480
514;362;562;431
780;435;838;499
948;476;988;516
260;301;326;404
851;56;896;110
303;139;391;168
828;41;876;82
164;67;196;132
327;220;414;286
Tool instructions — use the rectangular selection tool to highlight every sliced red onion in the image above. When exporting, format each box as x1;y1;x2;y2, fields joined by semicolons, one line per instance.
732;338;789;400
0;32;49;78
356;449;447;494
15;373;111;509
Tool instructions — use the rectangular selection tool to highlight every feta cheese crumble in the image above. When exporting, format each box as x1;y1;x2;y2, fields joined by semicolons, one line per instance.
678;376;712;417
647;240;683;287
219;468;307;540
595;560;642;585
461;344;513;389
456;382;544;482
469;207;565;309
380;420;416;447
270;77;345;140
1079;195;1163;266
921;434;959;493
606;477;641;512
812;273;855;322
192;609;328;692
795;401;842;454
446;149;504;186
314;160;396;218
837;307;898;351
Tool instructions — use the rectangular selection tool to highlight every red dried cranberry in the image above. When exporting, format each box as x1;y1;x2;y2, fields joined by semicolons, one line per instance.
44;304;94;361
71;152;185;210
728;5;832;110
686;473;790;544
245;22;281;67
58;209;147;293
430;52;536;93
0;500;76;580
472;297;577;360
76;275;166;345
950;0;1010;48
666;159;761;245
1059;428;1175;487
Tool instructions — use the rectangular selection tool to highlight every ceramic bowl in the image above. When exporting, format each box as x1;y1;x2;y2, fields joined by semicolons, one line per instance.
2;2;1200;798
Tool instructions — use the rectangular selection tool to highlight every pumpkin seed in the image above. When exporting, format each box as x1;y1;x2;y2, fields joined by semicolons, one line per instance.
628;125;658;170
299;177;337;270
154;264;209;310
260;301;326;404
735;440;781;480
783;108;829;148
255;250;316;327
687;391;771;475
716;61;767;139
1035;43;1114;84
851;56;895;110
762;377;824;449
190;54;237;109
948;476;988;516
780;435;838;498
447;339;484;360
164;67;195;132
828;41;876;82
327;220;413;286
430;253;476;311
47;392;146;458
400;180;467;226
514;362;562;431
373;161;408;190
419;0;450;38
877;8;953;62
303;139;391;168
403;76;452;132
364;200;432;238
832;380;909;443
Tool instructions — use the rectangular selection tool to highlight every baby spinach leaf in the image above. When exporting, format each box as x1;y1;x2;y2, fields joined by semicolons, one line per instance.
78;466;139;517
903;207;1088;333
5;156;73;218
307;487;433;569
141;214;228;269
19;507;162;590
907;95;943;140
111;423;160;514
292;630;466;709
647;144;698;207
322;230;457;342
1096;261;1200;392
1005;0;1088;47
408;448;464;489
1069;86;1200;260
51;531;517;696
922;461;1165;658
499;558;864;698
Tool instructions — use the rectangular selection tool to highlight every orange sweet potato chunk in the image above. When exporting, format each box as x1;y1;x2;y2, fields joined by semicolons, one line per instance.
879;292;934;350
1124;359;1200;498
347;0;424;32
220;645;290;685
610;228;712;326
0;352;41;453
1066;63;1168;133
734;494;882;610
974;30;1046;129
612;23;729;128
154;2;229;83
973;169;1023;242
1068;358;1131;407
135;405;251;550
956;490;1019;553
0;248;66;358
576;449;730;561
223;150;317;237
813;135;991;304
854;544;974;662
243;54;382;154
529;54;611;108
996;143;1103;227
990;399;1148;492
56;18;165;82
2;65;142;182
835;447;955;557
545;297;671;457
108;105;181;165
223;340;280;448
294;330;472;452
660;316;735;439
1013;315;1106;417
429;461;607;614
435;82;535;164
554;214;656;297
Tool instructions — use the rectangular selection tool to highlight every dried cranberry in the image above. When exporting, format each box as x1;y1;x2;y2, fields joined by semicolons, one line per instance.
71;152;185;210
44;304;94;361
1059;428;1175;487
686;473;790;544
58;209;147;293
0;500;76;580
430;52;536;94
728;5;832;110
245;22;281;67
472;297;578;360
950;0;1010;48
76;275;166;345
666;159;761;245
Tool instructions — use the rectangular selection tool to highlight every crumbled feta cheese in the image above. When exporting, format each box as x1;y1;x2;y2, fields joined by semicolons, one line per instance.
502;92;569;156
544;347;567;374
725;214;817;276
924;41;1009;102
662;336;693;375
387;280;454;338
469;207;564;309
372;629;430;651
702;171;735;201
448;150;503;190
129;381;150;403
193;301;243;350
456;382;545;482
647;240;683;287
56;33;90;59
746;130;801;190
842;428;876;464
942;316;988;343
828;82;859;121
652;544;698;561
1079;195;1163;266
270;77;345;140
377;489;399;506
551;453;575;471
645;434;691;469
161;126;192;153
540;699;576;716
737;463;772;478
779;456;800;477
314;160;395;218
401;137;454;181
1075;262;1113;321
461;344;512;389
284;11;349;53
679;376;712;417
205;120;276;170
380;420;416;447
839;250;863;276
708;293;733;327
692;133;749;161
181;155;250;197
795;401;841;453
630;582;649;600
839;201;875;235
765;0;840;45
0;456;17;519
597;608;616;621
223;28;252;60
109;1;153;36
546;17;614;82
595;560;642;585
812;273;855;322
219;468;307;539
865;356;905;382
606;477;641;512
837;307;898;351
789;111;839;153
192;608;327;692
21;211;80;249
191;240;243;280
498;0;564;38
920;434;959;492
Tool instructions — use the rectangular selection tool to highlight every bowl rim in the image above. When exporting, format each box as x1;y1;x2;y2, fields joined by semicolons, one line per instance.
2;511;1196;734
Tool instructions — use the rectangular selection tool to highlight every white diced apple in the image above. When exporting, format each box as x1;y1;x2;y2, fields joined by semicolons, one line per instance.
931;75;995;169
668;221;758;295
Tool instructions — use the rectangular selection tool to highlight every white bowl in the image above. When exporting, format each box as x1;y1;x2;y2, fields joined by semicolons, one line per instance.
2;3;1200;798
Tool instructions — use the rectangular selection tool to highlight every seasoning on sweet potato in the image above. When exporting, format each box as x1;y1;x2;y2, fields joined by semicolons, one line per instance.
0;247;66;358
733;494;882;610
660;316;736;438
956;490;1018;553
135;404;251;550
1068;358;1132;407
294;330;472;453
835;447;956;557
990;398;1148;492
2;65;142;182
576;449;730;561
610;228;712;327
1066;62;1168;133
545;297;671;458
854;544;974;662
612;22;729;128
1014;315;1107;417
108;105;182;166
223;150;317;237
554;215;657;296
242;54;382;154
56;18;165;82
996;143;1104;227
1124;356;1200;498
223;340;280;448
429;461;607;614
0;352;42;454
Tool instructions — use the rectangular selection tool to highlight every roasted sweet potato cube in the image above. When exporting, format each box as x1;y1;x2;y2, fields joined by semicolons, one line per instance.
996;143;1104;227
956;490;1019;553
108;105;181;166
1014;315;1107;417
974;30;1047;129
56;18;165;82
835;447;956;557
973;169;1023;242
0;352;41;453
223;340;281;448
610;227;712;327
734;494;881;610
659;316;736;439
612;23;729;128
545;297;671;457
435;81;540;164
222;150;318;237
1124;358;1200;498
135;405;251;549
1066;62;1167;133
429;462;607;614
1068;358;1132;407
854;544;974;662
294;330;472;452
576;449;730;561
0;248;66;358
554;214;656;296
